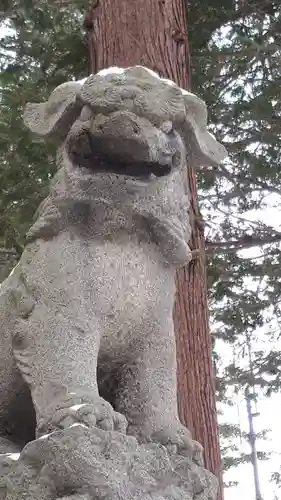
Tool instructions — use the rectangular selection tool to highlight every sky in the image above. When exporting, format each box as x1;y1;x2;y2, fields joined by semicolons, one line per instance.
0;16;280;500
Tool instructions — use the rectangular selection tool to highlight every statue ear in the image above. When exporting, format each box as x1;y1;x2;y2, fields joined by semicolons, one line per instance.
23;81;84;141
182;91;227;166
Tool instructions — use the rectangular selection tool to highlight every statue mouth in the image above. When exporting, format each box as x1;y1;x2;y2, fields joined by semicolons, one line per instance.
69;131;176;181
67;110;180;181
71;147;173;180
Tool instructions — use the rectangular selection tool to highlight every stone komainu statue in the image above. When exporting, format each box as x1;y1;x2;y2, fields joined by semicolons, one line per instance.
0;67;226;458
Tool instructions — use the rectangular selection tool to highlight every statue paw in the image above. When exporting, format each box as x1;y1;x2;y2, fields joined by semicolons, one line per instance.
152;423;203;463
36;390;127;436
129;420;203;463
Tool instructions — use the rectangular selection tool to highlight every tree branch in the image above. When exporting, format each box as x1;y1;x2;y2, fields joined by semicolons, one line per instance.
206;233;281;252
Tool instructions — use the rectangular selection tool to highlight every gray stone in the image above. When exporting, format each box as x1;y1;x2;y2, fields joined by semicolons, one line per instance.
0;425;217;499
0;66;227;498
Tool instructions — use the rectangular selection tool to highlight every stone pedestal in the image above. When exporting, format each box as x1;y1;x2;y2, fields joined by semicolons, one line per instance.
0;425;217;500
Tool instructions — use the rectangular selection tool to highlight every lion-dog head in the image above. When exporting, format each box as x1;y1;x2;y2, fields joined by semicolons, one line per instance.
23;66;226;266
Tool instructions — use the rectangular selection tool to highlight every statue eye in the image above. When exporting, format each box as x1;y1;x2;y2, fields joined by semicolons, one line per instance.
80;106;92;122
160;121;173;134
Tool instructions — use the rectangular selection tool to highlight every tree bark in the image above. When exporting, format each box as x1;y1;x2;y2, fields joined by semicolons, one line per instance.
84;0;223;497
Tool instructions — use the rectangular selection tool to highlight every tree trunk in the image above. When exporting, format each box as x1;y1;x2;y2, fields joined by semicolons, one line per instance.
84;0;223;497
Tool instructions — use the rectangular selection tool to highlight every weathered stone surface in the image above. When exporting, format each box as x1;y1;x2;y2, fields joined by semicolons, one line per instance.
0;425;217;500
0;66;226;498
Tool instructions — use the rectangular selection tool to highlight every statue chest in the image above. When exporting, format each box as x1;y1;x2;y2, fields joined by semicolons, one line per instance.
21;232;175;322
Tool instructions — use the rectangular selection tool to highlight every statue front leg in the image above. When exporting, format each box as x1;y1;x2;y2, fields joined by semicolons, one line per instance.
12;303;127;437
114;316;203;462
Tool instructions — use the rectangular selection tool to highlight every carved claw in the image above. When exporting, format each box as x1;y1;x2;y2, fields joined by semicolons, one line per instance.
151;423;204;464
36;391;127;437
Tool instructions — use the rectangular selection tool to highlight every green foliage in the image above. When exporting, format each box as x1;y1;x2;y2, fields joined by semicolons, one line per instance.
189;0;281;482
0;0;88;268
191;1;281;387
